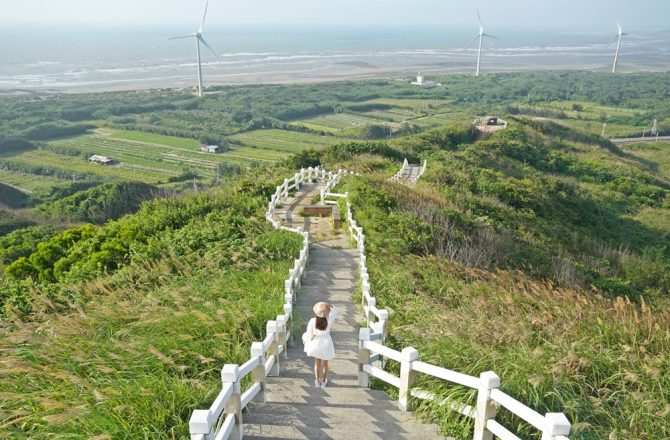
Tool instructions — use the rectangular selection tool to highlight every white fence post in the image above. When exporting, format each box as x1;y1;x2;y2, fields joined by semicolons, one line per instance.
541;413;571;440
250;342;266;404
266;321;280;376
358;327;371;387
378;310;389;344
473;371;500;440
189;410;213;440
399;347;419;412
277;315;288;359
284;303;293;346
365;297;376;326
222;364;243;440
282;179;289;199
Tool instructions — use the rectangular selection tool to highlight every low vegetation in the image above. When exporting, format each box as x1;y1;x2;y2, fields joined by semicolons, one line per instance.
0;72;669;438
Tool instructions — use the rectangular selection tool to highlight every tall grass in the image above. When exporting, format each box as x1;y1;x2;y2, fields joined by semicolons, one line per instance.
370;254;669;439
0;183;303;438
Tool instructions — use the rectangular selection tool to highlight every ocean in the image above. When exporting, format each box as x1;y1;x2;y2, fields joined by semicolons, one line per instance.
1;25;668;93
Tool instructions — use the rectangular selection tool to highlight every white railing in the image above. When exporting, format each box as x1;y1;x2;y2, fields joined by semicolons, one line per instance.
319;168;360;204
266;166;325;228
414;160;427;183
390;158;410;182
390;159;427;185
189;168;321;440
344;198;572;440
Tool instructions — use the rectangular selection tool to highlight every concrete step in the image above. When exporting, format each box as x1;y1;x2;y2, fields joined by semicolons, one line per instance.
258;185;442;439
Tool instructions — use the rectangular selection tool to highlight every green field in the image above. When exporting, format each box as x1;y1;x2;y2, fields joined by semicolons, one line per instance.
0;183;30;208
0;128;352;194
229;129;346;154
0;169;70;194
292;113;382;132
514;100;658;138
110;130;201;149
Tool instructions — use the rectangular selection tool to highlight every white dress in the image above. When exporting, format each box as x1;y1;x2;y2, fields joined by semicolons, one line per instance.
302;307;339;361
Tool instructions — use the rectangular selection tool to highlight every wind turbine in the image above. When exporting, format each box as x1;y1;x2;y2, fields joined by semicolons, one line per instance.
610;17;627;74
170;1;220;97
464;9;497;77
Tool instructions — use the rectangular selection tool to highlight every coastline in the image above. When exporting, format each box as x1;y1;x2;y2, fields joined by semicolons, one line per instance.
1;62;669;97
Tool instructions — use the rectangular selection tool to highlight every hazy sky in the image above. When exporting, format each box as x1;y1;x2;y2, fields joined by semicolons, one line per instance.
1;0;668;30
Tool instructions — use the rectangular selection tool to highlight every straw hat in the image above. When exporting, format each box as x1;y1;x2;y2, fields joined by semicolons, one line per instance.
313;302;331;318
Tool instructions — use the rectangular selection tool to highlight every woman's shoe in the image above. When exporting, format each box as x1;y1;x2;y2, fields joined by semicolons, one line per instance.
321;378;328;387
314;380;321;388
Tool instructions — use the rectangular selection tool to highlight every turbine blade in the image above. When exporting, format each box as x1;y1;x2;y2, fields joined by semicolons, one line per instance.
199;36;220;60
607;34;619;46
616;16;622;34
477;8;483;32
462;34;481;51
199;1;209;33
169;34;196;40
483;33;498;39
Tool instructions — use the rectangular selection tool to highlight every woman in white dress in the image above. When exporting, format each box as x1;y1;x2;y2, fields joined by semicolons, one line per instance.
302;301;339;388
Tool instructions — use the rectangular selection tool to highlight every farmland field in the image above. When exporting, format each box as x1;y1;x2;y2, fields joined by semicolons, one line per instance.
512;100;655;138
0;128;351;194
0;148;171;183
229;129;346;154
291;113;382;132
0;169;70;194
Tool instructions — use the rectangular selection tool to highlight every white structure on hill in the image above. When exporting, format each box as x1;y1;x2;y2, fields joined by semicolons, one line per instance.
411;73;441;87
89;155;115;165
200;145;222;154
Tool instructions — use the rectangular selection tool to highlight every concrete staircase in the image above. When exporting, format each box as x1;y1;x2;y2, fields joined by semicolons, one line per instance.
243;236;442;439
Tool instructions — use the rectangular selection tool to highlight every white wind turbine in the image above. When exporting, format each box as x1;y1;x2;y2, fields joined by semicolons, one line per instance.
610;17;626;74
464;9;497;77
170;1;220;97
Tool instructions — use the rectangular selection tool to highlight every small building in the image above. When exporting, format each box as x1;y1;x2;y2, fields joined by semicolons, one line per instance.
88;155;115;165
200;145;222;154
411;73;441;88
474;116;508;134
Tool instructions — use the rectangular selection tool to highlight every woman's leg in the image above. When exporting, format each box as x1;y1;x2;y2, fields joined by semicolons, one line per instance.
314;358;321;381
322;360;329;381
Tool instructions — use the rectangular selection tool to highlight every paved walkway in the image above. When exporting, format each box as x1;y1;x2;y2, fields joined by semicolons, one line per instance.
396;165;423;185
244;183;442;439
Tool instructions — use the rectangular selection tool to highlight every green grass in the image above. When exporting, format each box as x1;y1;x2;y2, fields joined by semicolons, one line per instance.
325;120;670;439
291;113;382;131
0;128;350;197
0;169;70;194
0;174;305;438
0;183;30;209
230;129;346;153
109;129;201;149
512;99;654;138
1;147;172;183
0;255;298;438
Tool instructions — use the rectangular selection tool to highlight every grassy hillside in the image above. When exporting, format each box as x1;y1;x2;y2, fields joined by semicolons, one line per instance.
0;167;304;438
1;72;669;438
0;183;31;209
38;181;170;224
291;121;668;439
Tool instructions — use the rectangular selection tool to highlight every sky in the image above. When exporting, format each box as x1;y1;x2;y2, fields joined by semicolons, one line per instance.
0;0;668;30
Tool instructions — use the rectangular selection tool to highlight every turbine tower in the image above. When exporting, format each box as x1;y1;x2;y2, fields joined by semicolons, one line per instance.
611;17;626;74
170;1;220;97
464;9;497;77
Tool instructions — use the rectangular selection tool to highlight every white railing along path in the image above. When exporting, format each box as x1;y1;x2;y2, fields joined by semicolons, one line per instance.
320;169;573;440
189;167;325;440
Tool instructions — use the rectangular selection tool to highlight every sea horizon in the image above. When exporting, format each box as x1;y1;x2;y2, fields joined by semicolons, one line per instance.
1;24;669;94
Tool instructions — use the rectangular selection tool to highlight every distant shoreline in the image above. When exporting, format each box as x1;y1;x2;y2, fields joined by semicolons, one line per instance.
1;64;668;97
